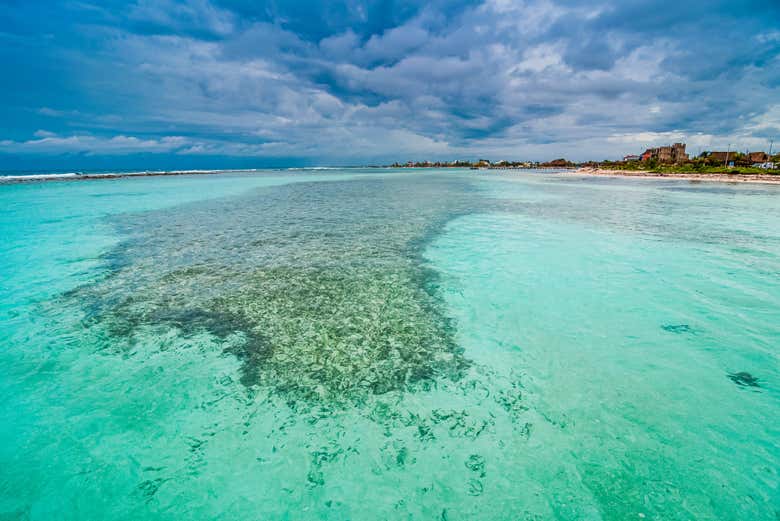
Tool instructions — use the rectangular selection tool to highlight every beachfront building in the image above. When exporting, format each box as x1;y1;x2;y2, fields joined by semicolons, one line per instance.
748;152;769;163
623;155;641;161
705;151;732;163
640;143;688;163
699;150;775;167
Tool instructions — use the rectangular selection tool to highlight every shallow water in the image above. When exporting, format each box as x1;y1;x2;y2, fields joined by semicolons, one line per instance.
1;169;778;519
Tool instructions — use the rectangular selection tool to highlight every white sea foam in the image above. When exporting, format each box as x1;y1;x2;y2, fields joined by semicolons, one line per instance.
0;172;84;182
0;167;354;183
0;170;213;182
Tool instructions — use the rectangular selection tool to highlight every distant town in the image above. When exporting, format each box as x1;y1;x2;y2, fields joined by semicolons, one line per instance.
390;142;778;172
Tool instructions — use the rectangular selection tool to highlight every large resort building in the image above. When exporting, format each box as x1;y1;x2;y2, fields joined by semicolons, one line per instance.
640;143;689;163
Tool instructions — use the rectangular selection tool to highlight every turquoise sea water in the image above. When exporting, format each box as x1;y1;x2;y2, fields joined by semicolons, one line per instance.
0;169;778;519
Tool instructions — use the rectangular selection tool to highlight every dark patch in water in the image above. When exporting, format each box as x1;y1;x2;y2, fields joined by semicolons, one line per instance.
137;478;169;502
467;478;484;496
396;446;409;467
727;371;761;389
465;454;486;477
64;176;525;406
661;324;693;334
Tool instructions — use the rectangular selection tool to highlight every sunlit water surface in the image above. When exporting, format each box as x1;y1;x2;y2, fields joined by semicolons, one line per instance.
1;169;778;520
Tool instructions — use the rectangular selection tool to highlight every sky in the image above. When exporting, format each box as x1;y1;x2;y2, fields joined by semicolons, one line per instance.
1;0;779;170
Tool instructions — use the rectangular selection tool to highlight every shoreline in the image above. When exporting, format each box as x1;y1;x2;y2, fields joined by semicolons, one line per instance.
568;167;780;185
4;166;780;186
0;167;361;185
0;169;245;184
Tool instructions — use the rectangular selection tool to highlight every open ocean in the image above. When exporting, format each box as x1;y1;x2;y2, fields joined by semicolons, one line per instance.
0;168;778;519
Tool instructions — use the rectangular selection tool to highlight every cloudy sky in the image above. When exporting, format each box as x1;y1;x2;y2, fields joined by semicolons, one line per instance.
1;0;779;169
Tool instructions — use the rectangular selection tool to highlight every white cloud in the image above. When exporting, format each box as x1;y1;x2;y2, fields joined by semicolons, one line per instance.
128;0;234;36
0;133;189;155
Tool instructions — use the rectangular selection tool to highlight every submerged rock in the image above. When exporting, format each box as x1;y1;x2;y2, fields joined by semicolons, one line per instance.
661;324;693;334
727;371;761;389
